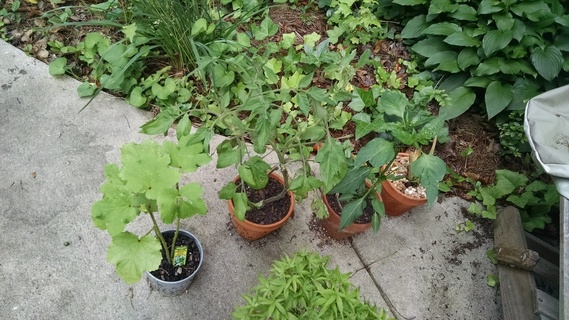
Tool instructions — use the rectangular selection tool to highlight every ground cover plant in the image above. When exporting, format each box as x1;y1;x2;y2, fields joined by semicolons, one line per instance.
1;0;560;237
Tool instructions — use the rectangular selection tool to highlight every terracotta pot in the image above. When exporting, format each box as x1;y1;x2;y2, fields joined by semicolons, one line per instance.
381;153;427;216
228;172;295;241
319;192;375;240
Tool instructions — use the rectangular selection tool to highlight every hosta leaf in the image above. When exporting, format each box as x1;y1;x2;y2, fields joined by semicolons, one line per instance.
554;34;569;51
401;15;428;39
107;232;162;284
120;140;181;199
429;0;459;15
478;0;503;15
393;0;426;5
411;38;451;57
354;138;395;168
425;51;458;67
474;57;502;76
444;32;481;47
438;86;476;120
531;45;563;81
423;22;462;36
483;30;513;56
339;198;365;230
378;90;407;119
464;76;492;88
457;48;480;70
410;154;446;205
238;156;271;190
449;5;477;21
485;81;513;119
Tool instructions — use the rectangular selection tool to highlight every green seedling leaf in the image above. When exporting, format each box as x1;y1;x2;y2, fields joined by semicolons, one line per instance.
238;156;271;190
411;154;446;205
120;140;181;200
232;192;248;221
486;249;498;264
486;274;499;287
303;32;321;48
354;138;395;168
315;137;348;192
107;232;162;284
329;167;372;195
122;23;137;42
339;198;365;230
49;57;67;76
280;32;296;49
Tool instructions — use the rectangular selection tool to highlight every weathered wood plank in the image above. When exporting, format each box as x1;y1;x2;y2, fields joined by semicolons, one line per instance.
526;232;560;267
535;289;559;320
494;206;539;320
560;197;569;320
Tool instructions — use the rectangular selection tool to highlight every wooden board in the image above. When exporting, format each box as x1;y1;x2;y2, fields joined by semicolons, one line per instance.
494;206;539;320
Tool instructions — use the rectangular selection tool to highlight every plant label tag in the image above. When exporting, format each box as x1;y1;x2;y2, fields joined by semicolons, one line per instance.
173;245;188;267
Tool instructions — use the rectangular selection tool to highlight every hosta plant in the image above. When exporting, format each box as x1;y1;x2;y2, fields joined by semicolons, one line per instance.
232;250;394;319
91;132;211;284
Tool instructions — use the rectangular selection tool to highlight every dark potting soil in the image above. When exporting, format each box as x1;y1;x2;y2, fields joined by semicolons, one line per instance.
326;194;373;224
241;176;292;225
149;232;201;282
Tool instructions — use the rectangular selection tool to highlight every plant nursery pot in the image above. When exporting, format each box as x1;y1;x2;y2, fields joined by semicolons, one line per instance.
146;229;203;296
228;172;295;241
319;192;373;240
381;153;427;216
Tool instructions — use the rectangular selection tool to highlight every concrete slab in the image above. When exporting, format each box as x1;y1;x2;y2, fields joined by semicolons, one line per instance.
0;39;501;319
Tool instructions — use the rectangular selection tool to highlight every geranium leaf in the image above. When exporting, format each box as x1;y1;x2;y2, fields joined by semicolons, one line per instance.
107;232;162;284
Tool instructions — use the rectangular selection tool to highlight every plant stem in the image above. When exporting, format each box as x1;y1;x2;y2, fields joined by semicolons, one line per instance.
150;212;171;265
169;218;181;263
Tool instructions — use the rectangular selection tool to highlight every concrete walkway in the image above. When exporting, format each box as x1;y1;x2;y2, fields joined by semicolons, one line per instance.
0;39;501;319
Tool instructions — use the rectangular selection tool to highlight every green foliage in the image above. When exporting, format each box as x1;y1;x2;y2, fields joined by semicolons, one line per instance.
380;0;569;119
467;170;559;231
0;1;22;41
91;135;211;284
323;0;387;45
496;110;531;157
232;250;393;319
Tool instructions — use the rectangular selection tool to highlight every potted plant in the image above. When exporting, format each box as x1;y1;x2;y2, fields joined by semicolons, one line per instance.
91;133;211;295
353;87;449;216
215;83;348;240
232;250;394;319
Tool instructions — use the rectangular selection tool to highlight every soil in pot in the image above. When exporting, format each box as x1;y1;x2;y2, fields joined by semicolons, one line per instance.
239;176;292;225
325;194;374;224
149;232;201;282
387;153;426;199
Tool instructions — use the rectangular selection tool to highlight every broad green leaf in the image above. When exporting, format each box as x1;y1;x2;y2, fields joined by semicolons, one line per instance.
191;18;208;36
464;76;492;88
449;4;477;21
128;86;147;107
483;30;513;56
212;64;235;88
495;169;528;194
175;114;191;141
162;138;211;173
425;51;458;67
122;23;136;42
216;140;241;168
531;45;563;81
219;182;237;200
473;58;502;76
411;38;451;57
554;34;569;51
303;32;321;48
232;192;248;221
485;81;513;119
139;108;179;135
314;137;348;192
178;182;207;218
493;12;515;30
411;154;446;204
478;0;503;15
354;138;395;168
77;82;97;97
289;175;322;199
329;167;372;195
120;140;181;199
401;15;428;39
444;32;481;47
238;156;271;190
252;16;279;40
339;198;365;230
457;48;480;70
107;232;162;284
423;22;462;36
429;0;458;14
280;32;296;49
378;90;407;119
49;57;67;76
393;0;426;5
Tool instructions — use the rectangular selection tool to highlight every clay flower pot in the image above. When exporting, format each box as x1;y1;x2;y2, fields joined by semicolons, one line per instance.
319;193;372;240
381;153;427;216
228;172;295;241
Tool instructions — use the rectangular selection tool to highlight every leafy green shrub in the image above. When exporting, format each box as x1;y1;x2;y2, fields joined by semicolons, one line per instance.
321;0;387;45
232;250;393;319
377;0;569;120
467;169;559;231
